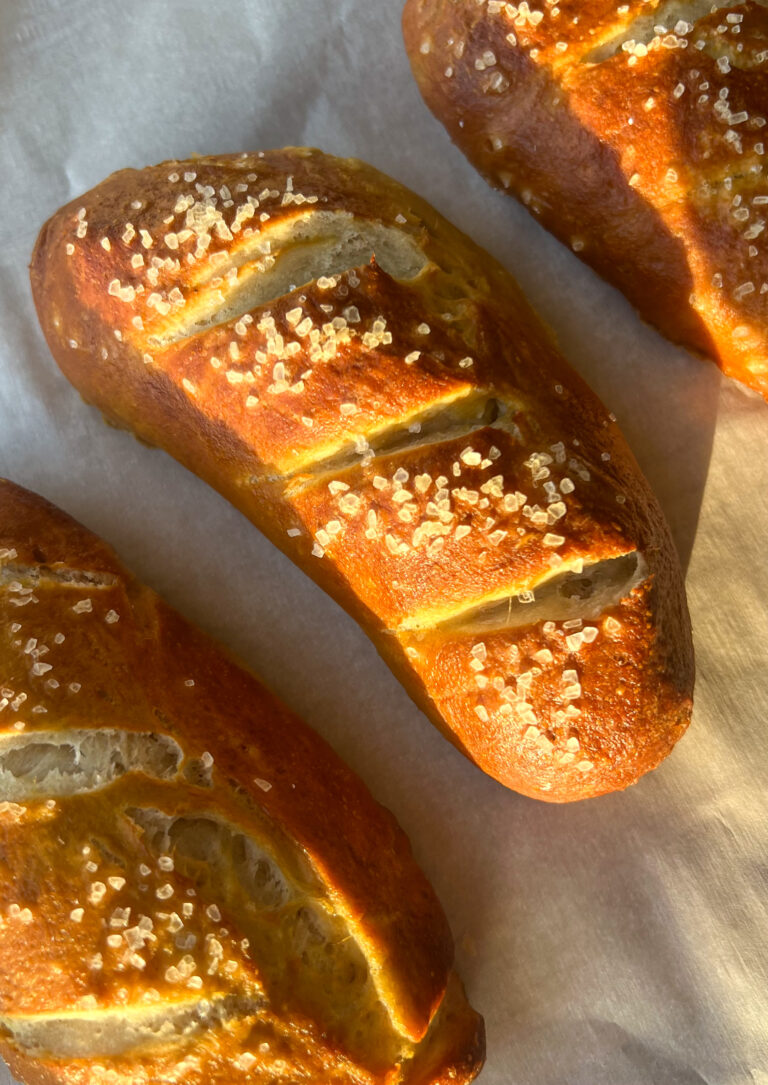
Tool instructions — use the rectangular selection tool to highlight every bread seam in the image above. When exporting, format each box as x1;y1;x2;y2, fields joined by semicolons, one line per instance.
0;994;261;1059
581;0;738;65
145;212;429;347
394;549;645;634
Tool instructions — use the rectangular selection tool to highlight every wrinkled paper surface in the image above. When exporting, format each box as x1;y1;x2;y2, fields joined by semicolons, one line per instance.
1;1;767;1081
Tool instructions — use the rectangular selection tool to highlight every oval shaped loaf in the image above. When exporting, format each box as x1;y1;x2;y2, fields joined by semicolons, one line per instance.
29;147;694;801
403;0;768;401
0;479;484;1085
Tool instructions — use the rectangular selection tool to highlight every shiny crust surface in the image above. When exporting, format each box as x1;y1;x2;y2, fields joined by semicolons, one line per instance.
30;147;694;801
0;479;484;1085
404;0;768;400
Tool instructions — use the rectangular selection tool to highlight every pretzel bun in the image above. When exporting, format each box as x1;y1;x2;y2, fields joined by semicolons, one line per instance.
0;478;484;1085
403;0;768;401
30;147;694;801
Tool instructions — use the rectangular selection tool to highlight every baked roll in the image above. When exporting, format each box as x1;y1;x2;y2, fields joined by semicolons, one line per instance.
0;479;483;1085
403;0;768;401
30;147;694;801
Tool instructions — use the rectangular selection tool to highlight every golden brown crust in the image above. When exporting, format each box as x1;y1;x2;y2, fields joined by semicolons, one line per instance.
403;0;768;400
29;147;694;801
0;478;483;1084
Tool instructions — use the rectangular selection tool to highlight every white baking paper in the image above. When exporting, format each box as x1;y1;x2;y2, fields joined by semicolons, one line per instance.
1;1;767;1081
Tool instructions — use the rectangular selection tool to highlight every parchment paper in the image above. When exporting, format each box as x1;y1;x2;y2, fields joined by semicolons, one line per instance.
1;2;767;1081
